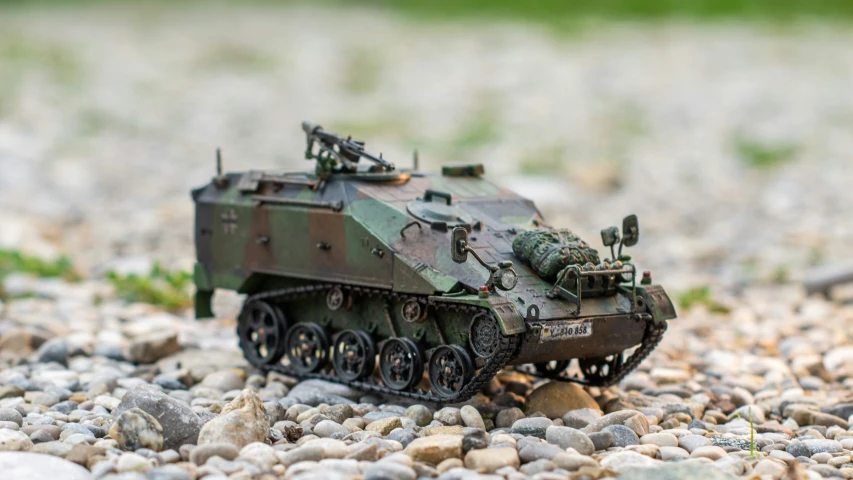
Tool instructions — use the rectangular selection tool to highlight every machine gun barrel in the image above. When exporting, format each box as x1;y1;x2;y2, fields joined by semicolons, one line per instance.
302;121;394;171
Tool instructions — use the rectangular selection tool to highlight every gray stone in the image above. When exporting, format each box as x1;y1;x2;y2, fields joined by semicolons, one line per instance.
460;406;485;430
589;431;612;451
113;385;203;450
364;460;417;480
496;408;525;429
406;405;432;427
200;371;244;392
519;442;565;462
582;410;642;433
461;429;488;454
803;439;842;455
34;338;68;365
314;420;348;438
147;465;191;480
511;417;552;438
324;404;354;424
0;451;90;479
561;408;602;429
0;409;23;427
617;461;736;480
435;408;462;426
189;442;239;465
287;380;361;406
29;430;54;444
388;429;417;448
678;434;712;453
545;426;594;455
602;424;640;447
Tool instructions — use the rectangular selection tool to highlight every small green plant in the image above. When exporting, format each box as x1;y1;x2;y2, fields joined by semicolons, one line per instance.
749;406;755;457
0;249;80;300
0;249;80;282
676;286;730;314
733;134;798;169
106;263;193;312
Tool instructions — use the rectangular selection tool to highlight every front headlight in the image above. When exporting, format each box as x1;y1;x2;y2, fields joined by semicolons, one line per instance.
494;268;518;291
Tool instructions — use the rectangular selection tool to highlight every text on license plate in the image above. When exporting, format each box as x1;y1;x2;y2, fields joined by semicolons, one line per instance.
540;322;593;342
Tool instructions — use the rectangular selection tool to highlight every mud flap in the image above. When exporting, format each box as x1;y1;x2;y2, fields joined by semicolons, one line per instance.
637;285;677;323
195;290;214;319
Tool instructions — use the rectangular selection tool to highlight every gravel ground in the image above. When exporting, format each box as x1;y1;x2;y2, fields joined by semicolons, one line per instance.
2;4;853;480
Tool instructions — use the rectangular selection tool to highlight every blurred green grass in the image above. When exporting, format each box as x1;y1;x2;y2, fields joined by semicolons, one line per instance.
2;0;853;24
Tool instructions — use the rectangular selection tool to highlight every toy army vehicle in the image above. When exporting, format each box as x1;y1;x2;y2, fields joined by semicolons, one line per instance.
192;122;676;403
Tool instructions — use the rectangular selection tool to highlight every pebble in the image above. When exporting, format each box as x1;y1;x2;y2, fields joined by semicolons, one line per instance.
690;445;728;460
197;389;267;449
510;417;552;438
110;407;164;451
464;446;519;473
0;429;34;451
114;385;203;450
640;432;678;447
404;434;462;465
405;405;432;427
434;408;462;426
525;382;599;419
0;451;91;479
602;424;640;447
678;434;712;453
365;417;402;436
545;425;594;455
588;431;613;451
495;408;525;429
460;406;485;430
659;446;690;460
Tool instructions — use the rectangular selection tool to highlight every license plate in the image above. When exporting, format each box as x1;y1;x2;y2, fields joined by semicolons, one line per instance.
540;321;593;342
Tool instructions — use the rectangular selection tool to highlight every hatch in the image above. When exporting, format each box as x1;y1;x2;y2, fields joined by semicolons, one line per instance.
407;189;473;228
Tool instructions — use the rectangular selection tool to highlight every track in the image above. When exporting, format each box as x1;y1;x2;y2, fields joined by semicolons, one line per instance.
239;283;666;404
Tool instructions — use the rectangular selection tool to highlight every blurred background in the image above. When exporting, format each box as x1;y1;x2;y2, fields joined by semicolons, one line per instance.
1;0;852;306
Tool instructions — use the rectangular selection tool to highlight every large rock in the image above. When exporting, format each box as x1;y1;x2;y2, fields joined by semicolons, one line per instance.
404;434;462;465
198;389;267;449
109;407;164;451
526;382;599;419
0;452;90;480
112;385;203;450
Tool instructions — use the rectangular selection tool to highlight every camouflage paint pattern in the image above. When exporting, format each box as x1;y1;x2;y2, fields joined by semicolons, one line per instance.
193;163;675;364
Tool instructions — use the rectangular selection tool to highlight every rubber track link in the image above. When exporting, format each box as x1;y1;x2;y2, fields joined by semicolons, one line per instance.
241;283;520;405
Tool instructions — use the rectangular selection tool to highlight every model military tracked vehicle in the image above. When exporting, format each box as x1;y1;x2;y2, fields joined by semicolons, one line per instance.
192;122;676;403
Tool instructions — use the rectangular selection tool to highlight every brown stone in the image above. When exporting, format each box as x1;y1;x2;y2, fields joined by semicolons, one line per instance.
526;382;599;419
404;434;462;465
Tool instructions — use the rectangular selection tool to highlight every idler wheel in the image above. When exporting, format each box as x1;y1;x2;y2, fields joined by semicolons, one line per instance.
534;360;570;378
428;345;474;399
285;322;330;373
469;312;500;358
400;299;425;323
326;287;351;311
579;354;623;385
237;301;287;365
379;338;423;391
332;330;376;381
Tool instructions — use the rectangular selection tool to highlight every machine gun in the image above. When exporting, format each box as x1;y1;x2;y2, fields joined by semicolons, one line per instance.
302;121;395;178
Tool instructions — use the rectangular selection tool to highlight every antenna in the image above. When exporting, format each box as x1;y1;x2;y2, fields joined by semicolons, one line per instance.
413;149;419;171
216;148;223;177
